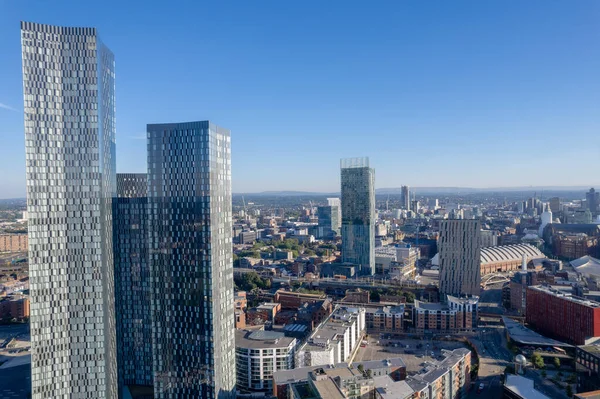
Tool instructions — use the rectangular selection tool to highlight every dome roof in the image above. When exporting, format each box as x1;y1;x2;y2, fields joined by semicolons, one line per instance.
515;354;527;365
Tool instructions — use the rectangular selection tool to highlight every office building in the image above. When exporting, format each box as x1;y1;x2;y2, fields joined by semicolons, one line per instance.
21;21;117;398
549;197;561;213
401;186;410;210
113;174;153;392
148;121;235;398
479;230;498;248
341;158;375;275
438;220;482;297
526;285;600;345
587;188;600;216
235;329;296;394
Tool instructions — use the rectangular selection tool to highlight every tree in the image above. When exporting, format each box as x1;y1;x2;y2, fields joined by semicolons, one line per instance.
531;353;544;369
566;385;573;398
553;357;561;370
357;364;364;374
541;370;547;378
370;290;381;302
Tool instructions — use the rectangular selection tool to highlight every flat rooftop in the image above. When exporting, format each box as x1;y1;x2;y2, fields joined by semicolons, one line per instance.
503;317;572;347
235;329;295;350
504;374;550;399
529;285;600;308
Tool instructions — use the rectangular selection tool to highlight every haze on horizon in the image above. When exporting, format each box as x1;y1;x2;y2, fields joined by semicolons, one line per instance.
1;1;599;198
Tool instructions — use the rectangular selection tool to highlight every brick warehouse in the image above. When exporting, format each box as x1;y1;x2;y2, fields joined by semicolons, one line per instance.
526;285;600;345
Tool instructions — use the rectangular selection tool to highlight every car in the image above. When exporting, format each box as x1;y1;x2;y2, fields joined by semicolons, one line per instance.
477;383;484;393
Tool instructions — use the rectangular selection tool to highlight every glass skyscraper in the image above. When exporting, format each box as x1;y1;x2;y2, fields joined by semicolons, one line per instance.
341;157;375;275
113;174;153;393
147;121;235;399
21;22;117;398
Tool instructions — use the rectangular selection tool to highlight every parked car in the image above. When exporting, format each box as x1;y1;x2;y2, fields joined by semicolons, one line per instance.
477;383;484;393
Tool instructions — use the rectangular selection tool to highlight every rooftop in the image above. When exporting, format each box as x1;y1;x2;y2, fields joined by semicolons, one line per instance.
373;376;414;399
502;317;571;347
529;285;600;308
235;329;296;350
571;255;600;278
480;244;546;264
504;374;550;399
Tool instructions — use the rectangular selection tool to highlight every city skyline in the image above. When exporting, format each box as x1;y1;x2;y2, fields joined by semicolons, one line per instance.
2;1;600;198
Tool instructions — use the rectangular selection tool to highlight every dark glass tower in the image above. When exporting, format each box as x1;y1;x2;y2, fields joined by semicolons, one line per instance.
113;174;153;394
341;157;375;275
21;21;117;398
147;121;235;399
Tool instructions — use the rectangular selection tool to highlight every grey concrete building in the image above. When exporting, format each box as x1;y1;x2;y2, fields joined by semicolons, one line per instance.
341;158;375;275
21;21;118;399
113;174;153;394
147;121;235;399
439;219;482;297
401;185;410;210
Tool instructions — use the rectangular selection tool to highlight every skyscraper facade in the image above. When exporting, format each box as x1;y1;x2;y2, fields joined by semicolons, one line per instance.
439;219;482;297
21;21;118;398
147;121;235;399
587;188;599;216
341;157;375;275
401;185;410;209
317;198;341;239
113;174;153;392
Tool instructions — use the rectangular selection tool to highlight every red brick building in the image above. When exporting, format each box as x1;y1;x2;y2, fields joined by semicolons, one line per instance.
526;285;600;345
0;296;30;320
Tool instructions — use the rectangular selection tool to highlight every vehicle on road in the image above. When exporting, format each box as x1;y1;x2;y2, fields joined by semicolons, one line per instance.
477;383;484;393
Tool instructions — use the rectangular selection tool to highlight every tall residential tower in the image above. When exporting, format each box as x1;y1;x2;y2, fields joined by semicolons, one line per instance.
21;22;117;398
147;121;235;399
438;219;482;297
113;174;153;393
341;157;375;275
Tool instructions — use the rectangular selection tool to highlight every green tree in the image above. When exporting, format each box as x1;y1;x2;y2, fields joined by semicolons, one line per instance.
357;364;364;374
541;370;547;378
553;357;561;370
531;353;544;369
370;290;381;302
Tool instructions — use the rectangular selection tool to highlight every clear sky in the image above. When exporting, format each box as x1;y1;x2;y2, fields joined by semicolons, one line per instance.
1;1;599;198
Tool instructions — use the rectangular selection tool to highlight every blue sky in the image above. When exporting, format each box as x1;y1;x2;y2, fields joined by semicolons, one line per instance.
1;1;599;198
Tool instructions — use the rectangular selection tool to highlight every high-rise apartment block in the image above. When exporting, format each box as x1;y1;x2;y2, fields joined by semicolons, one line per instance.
147;121;235;399
438;219;481;297
21;21;118;398
113;174;153;391
401;185;410;209
341;158;375;275
587;188;599;216
317;198;341;239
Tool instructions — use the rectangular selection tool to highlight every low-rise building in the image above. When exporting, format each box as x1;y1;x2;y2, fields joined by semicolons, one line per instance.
414;296;478;334
365;305;405;334
576;344;600;393
236;328;296;394
480;244;546;275
274;289;327;309
0;295;30;320
504;374;550;399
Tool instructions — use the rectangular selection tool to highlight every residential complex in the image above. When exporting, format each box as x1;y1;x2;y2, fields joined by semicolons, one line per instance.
0;234;28;252
274;348;471;399
576;344;600;393
113;174;153;391
438;219;482;297
526;285;600;345
235;329;296;394
341;157;375;275
147;121;235;398
297;306;366;367
414;296;478;334
21;21;118;399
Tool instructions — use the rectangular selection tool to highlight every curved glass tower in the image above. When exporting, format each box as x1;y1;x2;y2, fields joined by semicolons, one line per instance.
21;22;117;398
